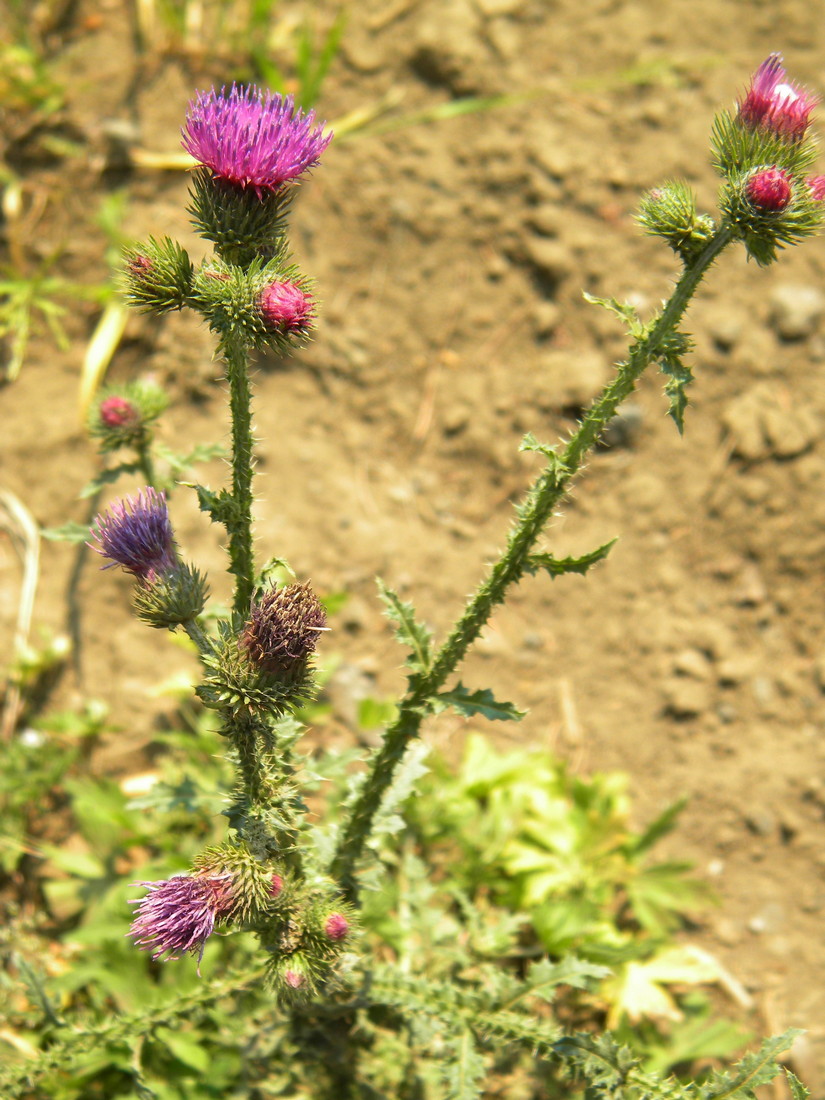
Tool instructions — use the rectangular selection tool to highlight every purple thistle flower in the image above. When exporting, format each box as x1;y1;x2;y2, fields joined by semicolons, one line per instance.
737;54;818;141
182;85;332;197
258;280;315;335
129;873;235;969
89;487;177;582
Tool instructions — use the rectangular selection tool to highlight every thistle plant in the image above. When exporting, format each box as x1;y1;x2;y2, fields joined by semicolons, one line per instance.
11;56;822;1098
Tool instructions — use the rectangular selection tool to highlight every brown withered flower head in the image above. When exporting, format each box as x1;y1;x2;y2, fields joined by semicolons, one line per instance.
240;582;327;677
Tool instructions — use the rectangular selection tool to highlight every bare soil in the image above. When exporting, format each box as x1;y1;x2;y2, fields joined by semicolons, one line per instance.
2;0;825;1087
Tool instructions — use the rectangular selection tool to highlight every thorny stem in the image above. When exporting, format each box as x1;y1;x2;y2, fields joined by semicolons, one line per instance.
223;333;256;618
330;225;735;901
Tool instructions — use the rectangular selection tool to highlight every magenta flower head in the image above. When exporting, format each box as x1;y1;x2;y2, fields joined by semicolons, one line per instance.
737;54;818;140
129;872;235;969
89;488;177;582
746;167;793;211
258;280;315;336
182;85;332;197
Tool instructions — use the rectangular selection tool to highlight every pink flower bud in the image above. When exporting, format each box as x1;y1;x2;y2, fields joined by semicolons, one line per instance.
127;253;154;279
737;54;818;141
808;175;825;202
284;969;304;989
324;912;349;941
746;167;792;211
270;873;284;898
258;281;315;336
99;395;140;430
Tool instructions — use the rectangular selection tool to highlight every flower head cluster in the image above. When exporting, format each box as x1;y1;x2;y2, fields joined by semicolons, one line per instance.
182;85;332;197
89;488;177;582
746;167;792;211
129;872;235;967
240;582;327;676
737;54;818;141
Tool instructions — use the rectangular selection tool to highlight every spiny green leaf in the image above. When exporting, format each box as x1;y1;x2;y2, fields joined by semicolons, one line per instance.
583;291;646;336
785;1069;810;1100
193;484;235;524
519;431;557;459
660;354;694;434
442;1028;486;1100
703;1029;805;1100
376;577;433;672
525;537;616;578
433;683;525;722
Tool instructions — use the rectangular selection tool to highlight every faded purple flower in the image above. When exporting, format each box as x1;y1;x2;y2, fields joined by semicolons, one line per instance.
258;280;315;336
746;167;792;211
182;85;332;197
737;54;818;140
99;395;140;430
129;873;235;968
324;912;349;941
808;175;825;202
240;582;327;676
89;487;177;582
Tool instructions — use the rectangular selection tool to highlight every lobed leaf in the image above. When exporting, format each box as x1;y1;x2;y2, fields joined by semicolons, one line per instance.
376;577;433;672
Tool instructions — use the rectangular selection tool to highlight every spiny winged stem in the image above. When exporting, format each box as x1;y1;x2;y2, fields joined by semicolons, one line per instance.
222;332;256;618
331;224;734;900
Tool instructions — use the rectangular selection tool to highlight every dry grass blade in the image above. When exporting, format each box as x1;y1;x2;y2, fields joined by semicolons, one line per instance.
0;490;41;741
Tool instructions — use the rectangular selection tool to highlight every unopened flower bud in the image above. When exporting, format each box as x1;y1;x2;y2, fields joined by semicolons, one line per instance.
270;873;284;898
284;968;305;989
240;582;327;677
89;382;169;453
100;395;140;429
324;912;349;941
746;167;792;211
808;175;825;202
123;237;194;313
737;54;818;141
258;280;315;336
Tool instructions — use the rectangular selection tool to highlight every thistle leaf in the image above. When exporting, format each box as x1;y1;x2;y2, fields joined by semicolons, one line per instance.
434;683;525;722
525;537;616;578
376;578;433;672
583;291;645;336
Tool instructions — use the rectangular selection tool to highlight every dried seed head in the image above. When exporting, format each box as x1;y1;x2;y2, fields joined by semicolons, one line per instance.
240;582;327;676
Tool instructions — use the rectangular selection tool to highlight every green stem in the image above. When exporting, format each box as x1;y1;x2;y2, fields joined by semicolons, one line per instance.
136;433;157;488
330;226;734;900
182;618;212;659
223;334;256;618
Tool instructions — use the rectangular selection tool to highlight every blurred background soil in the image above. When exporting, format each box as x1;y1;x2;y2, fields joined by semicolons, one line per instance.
2;0;825;1085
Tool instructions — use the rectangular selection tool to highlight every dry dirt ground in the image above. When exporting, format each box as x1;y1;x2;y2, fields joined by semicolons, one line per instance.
2;0;825;1088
